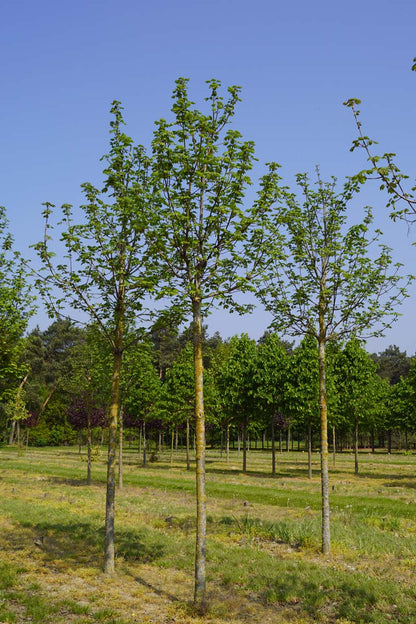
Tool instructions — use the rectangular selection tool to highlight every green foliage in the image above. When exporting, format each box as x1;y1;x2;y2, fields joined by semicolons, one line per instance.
33;101;155;346
0;207;35;400
122;337;162;424
151;77;280;315
258;172;409;342
344;96;416;222
371;344;411;386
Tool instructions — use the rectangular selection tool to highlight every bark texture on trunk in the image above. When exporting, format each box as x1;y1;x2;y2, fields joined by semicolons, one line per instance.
104;339;123;574
354;415;359;476
118;407;124;489
308;416;312;480
318;335;330;555
87;410;92;486
193;299;206;607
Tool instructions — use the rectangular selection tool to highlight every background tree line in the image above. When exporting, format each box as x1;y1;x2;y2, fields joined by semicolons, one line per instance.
3;317;415;460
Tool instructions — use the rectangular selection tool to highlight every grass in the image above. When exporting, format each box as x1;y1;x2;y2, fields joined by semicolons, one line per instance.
1;445;416;623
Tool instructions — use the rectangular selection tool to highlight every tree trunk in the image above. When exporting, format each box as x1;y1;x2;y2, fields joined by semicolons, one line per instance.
308;415;312;479
242;422;247;474
332;425;336;468
170;428;174;465
118;407;124;489
186;415;191;471
192;299;207;607
143;421;147;467
104;343;123;574
9;420;16;445
87;410;92;486
354;414;359;475
271;418;276;476
318;335;330;555
226;423;230;463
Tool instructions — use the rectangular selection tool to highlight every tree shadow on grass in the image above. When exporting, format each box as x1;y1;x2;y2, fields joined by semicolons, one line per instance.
14;519;167;566
46;475;104;488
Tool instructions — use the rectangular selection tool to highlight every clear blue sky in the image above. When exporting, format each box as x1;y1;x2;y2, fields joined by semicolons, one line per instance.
2;0;416;353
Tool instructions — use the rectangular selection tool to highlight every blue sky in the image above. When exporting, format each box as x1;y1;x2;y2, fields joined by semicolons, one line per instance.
2;0;416;353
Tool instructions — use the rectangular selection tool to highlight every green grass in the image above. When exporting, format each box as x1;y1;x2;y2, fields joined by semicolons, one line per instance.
1;445;416;623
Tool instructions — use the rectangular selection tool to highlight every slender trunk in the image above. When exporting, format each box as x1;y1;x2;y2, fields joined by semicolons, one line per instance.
143;421;147;467
388;430;392;454
354;414;359;476
118;407;124;489
318;334;330;555
271;418;276;476
279;430;282;453
371;430;375;454
308;415;312;479
332;425;336;468
9;420;16;445
193;299;206;607
9;373;29;445
170;428;174;465
226;423;230;464
87;410;92;486
287;427;290;452
242;422;247;474
186;415;191;471
104;344;123;574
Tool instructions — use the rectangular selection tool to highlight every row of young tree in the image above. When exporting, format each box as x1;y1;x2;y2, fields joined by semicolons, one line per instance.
1;70;415;606
3;319;416;461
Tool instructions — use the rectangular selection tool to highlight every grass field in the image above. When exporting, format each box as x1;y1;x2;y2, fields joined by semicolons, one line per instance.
1;445;416;623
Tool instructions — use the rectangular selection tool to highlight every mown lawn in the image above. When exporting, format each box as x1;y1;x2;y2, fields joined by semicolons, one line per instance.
1;445;416;623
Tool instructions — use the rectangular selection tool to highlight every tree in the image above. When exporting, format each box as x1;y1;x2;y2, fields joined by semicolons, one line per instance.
335;338;379;474
34;102;155;573
287;336;320;478
371;345;411;386
216;334;258;473
255;333;290;475
257;171;409;555
0;207;35;404
122;339;163;468
163;342;195;469
151;78;279;606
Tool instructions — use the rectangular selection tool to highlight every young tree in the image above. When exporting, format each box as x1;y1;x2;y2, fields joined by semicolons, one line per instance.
255;333;290;475
34;102;155;573
122;339;163;468
257;171;409;555
287;336;320;478
335;338;379;474
0;207;35;404
151;78;279;606
216;334;258;473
